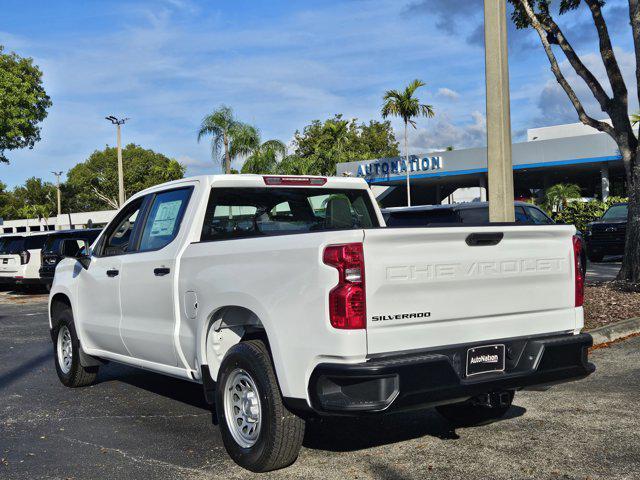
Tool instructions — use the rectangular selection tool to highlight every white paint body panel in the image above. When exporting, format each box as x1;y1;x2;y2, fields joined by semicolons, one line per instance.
0;254;20;277
49;174;581;405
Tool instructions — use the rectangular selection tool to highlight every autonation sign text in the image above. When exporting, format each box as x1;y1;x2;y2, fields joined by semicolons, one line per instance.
357;155;443;177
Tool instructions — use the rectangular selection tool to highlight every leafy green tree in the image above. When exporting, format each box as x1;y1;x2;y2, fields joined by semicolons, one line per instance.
0;46;52;163
274;155;314;175
544;183;582;212
66;144;185;211
0;177;57;222
241;139;287;174
508;1;640;282
381;79;435;206
279;115;399;176
197;105;260;174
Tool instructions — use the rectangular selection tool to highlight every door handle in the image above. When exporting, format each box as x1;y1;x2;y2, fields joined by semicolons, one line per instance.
154;267;171;276
106;269;119;277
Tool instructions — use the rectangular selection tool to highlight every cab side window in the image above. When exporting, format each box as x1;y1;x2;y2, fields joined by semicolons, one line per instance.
138;188;192;252
101;199;144;257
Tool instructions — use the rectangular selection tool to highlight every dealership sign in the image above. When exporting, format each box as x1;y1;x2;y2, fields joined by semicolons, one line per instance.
356;156;444;177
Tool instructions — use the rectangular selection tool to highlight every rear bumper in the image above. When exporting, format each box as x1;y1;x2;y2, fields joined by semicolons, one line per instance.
39;266;55;280
308;332;594;414
15;276;45;285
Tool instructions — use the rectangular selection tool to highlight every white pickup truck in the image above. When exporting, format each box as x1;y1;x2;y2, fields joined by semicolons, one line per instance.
49;174;594;472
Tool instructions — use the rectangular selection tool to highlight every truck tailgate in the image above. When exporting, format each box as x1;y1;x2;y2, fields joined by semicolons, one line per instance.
363;225;579;355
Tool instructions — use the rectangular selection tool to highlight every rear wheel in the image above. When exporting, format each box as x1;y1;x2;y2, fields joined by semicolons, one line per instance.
52;307;99;387
437;391;515;427
215;339;305;472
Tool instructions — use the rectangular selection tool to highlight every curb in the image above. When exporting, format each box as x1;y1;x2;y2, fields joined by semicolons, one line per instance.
589;317;640;345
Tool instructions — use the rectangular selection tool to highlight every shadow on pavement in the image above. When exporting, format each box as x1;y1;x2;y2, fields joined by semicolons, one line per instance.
0;349;51;389
302;405;526;452
96;363;212;412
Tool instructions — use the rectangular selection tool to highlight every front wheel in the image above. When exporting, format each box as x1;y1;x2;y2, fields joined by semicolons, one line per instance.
52;307;99;387
215;340;305;472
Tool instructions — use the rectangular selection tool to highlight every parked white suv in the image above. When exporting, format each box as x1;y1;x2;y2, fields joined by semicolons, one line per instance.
0;233;50;288
49;175;594;472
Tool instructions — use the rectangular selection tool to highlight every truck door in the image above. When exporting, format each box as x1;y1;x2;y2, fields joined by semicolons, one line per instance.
119;187;193;367
78;198;145;355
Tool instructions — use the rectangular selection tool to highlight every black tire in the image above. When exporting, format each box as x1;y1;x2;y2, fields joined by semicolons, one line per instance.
436;391;515;427
588;252;604;263
52;307;99;387
215;340;305;472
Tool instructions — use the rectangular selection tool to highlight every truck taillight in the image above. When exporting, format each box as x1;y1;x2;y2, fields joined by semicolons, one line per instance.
20;250;30;265
323;243;366;329
573;235;584;307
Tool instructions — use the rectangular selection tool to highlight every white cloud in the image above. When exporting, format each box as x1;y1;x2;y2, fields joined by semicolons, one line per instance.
534;48;639;127
406;111;486;153
437;87;460;101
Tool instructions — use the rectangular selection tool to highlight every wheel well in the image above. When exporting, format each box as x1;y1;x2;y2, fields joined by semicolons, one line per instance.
51;293;71;323
202;306;272;376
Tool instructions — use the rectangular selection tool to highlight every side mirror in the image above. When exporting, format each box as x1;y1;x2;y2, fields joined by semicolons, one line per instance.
61;238;91;269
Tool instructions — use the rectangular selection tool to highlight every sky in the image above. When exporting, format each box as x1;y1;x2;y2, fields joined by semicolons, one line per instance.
0;0;636;188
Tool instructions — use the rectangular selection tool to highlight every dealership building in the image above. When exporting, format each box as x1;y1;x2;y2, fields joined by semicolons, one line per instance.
336;121;629;207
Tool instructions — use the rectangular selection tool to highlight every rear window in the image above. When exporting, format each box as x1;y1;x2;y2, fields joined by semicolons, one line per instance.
4;237;25;254
25;236;48;250
43;231;101;254
201;187;378;241
43;236;64;254
385;209;459;226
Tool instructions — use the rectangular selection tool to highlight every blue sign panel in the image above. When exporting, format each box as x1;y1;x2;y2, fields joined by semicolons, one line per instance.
356;155;444;177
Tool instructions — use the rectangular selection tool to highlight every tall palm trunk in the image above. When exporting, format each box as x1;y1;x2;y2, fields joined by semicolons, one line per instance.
404;120;411;206
223;132;230;174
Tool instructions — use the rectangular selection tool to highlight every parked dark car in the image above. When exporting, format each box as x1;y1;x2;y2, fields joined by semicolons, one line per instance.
382;201;587;274
583;203;628;263
39;229;102;289
382;201;555;226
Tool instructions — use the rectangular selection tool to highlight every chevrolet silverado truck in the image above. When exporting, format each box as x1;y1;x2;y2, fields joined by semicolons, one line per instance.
49;174;594;472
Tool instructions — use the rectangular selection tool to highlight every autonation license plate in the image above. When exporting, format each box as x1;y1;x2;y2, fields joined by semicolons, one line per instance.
466;344;505;376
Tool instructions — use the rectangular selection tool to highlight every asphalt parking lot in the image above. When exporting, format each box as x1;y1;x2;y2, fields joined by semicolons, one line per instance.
1;292;639;480
586;256;623;283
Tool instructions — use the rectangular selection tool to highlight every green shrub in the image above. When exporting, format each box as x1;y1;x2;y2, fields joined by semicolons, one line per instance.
553;196;628;231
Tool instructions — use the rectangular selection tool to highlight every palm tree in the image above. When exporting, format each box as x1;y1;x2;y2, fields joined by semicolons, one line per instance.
544;183;582;212
381;79;435;206
241;139;287;174
197;105;260;174
631;112;640;126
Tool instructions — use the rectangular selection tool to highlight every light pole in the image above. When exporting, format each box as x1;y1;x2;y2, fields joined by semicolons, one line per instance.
52;171;63;229
105;116;129;207
484;0;515;222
